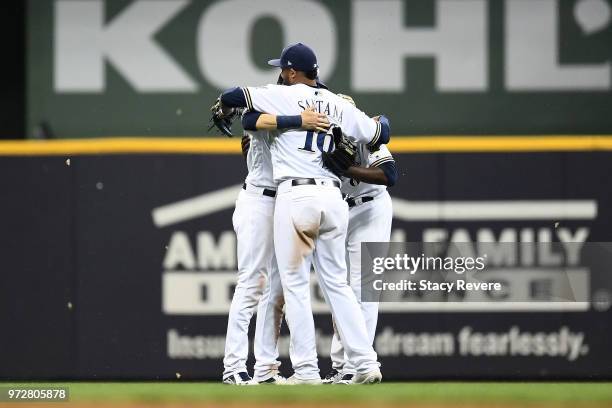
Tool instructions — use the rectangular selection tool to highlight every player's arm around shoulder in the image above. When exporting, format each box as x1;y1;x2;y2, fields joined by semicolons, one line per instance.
219;83;284;111
345;144;398;187
370;144;398;187
241;107;329;133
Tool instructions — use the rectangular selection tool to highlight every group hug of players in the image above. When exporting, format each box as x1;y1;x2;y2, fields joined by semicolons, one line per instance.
211;43;397;385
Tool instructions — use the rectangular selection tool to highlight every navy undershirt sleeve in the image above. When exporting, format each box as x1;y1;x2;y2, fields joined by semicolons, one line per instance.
220;87;247;108
241;111;261;131
378;115;390;145
378;161;398;187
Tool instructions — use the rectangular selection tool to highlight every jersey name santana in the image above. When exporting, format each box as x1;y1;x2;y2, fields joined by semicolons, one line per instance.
244;84;381;184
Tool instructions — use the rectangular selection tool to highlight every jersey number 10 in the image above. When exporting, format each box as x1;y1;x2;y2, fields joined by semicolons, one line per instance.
299;130;334;153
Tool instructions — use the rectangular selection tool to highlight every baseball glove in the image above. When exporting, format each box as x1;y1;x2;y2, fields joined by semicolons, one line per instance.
322;126;357;177
208;97;238;137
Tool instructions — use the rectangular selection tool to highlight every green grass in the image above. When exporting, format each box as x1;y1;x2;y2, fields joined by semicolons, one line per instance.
2;382;612;406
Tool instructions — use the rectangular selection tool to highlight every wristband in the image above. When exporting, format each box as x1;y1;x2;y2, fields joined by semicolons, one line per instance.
276;115;302;129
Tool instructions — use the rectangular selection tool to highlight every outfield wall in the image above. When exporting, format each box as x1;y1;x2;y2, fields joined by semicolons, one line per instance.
1;139;611;380
27;0;612;138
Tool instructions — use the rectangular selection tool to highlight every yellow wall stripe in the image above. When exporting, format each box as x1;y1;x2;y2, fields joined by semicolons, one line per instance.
0;138;240;155
390;136;612;152
0;136;611;156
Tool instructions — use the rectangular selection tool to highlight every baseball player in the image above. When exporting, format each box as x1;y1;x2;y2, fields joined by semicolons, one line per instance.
218;43;390;384
320;96;397;385
242;96;397;385
221;99;330;384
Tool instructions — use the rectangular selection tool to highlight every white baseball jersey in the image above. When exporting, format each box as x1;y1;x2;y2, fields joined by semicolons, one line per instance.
244;130;276;189
243;84;383;184
341;144;394;199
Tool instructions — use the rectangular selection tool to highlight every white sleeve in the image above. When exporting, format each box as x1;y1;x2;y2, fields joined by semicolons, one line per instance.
341;104;380;145
242;85;290;115
368;144;394;167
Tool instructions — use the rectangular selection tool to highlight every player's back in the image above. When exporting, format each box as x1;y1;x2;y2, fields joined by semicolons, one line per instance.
245;83;363;183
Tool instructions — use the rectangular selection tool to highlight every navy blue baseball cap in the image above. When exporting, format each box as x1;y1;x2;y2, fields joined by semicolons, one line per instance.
268;43;319;72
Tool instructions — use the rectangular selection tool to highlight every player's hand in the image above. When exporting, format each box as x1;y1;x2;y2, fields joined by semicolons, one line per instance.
301;107;330;133
371;115;389;127
241;134;250;158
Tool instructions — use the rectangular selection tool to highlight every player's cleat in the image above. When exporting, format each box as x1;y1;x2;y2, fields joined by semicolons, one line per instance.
258;374;287;384
352;368;382;384
336;373;354;385
222;372;257;385
281;375;323;385
322;368;343;384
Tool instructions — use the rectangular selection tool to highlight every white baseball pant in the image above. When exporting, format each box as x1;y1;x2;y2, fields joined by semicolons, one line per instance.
223;187;283;381
274;179;380;380
330;192;393;374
